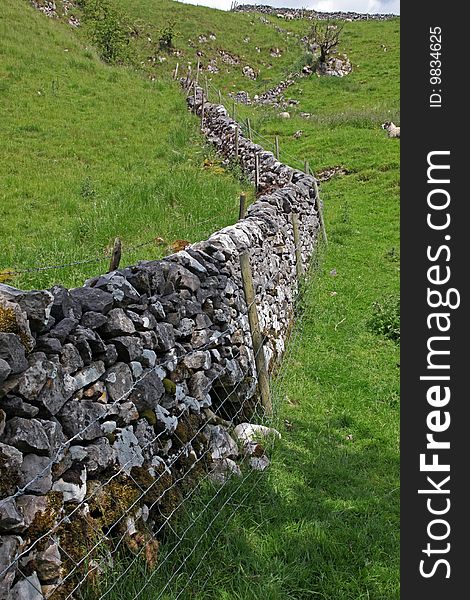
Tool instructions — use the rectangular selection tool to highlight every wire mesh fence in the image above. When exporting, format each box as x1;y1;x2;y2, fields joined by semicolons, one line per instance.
0;80;322;600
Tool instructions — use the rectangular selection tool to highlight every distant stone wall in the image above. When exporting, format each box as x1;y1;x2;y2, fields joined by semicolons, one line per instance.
232;3;397;21
0;82;321;598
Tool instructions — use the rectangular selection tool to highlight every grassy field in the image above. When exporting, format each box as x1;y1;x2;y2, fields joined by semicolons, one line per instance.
0;0;254;290
1;2;399;598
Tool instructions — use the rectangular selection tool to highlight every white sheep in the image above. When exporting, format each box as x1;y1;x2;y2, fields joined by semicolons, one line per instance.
279;111;290;119
381;121;400;138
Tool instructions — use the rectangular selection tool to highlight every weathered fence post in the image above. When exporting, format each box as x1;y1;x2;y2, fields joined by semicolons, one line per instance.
247;118;252;141
108;237;122;272
305;161;328;244
235;125;239;158
232;100;236;121
275;135;280;160
239;192;247;220
173;62;179;80
201;95;205;128
196;60;200;84
239;251;272;415
291;213;303;279
254;153;259;192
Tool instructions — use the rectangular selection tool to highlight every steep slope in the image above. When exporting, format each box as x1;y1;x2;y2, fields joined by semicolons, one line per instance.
0;0;251;290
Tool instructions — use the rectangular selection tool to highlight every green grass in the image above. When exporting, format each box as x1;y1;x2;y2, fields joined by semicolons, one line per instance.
2;2;399;598
0;0;253;290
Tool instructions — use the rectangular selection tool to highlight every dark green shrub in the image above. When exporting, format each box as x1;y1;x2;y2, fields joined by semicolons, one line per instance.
80;0;131;64
158;20;178;51
368;294;400;343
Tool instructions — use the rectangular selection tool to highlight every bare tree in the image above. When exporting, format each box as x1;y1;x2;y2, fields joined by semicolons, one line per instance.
308;19;344;64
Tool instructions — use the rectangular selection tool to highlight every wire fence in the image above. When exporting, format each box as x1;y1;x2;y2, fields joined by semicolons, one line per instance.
0;81;322;600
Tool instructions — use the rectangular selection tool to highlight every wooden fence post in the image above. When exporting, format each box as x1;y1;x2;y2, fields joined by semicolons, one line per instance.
232;100;236;121
239;192;247;220
291;213;303;279
108;237;122;273
254;153;259;192
275;135;280;160
239;251;272;415
196;60;200;84
201;96;205;128
173;62;179;80
247;118;252;141
235;126;239;158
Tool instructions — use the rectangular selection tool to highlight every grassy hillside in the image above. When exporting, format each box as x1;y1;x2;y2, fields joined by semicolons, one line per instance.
0;0;252;290
1;2;399;598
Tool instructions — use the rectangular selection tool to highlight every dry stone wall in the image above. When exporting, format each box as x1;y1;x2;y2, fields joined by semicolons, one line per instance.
0;81;321;598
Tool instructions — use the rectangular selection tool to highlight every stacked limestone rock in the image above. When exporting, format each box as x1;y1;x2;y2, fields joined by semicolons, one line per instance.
232;4;397;21
0;82;320;599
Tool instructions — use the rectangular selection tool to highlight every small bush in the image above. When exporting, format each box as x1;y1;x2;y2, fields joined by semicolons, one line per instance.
368;294;400;343
158;20;178;51
80;0;131;64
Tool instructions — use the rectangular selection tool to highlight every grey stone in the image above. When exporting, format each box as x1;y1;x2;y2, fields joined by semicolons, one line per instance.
191;329;209;349
19;454;52;494
80;311;108;329
50;285;81;321
60;343;84;374
100;308;135;337
15;495;48;529
0;409;5;437
182;351;211;371
113;426;144;474
83;438;116;473
204;425;238;460
130;361;143;378
35;363;68;415
69;325;106;355
59;399;108;441
15;356;49;400
209;457;241;484
34;336;62;355
104;362;133;403
195;313;212;329
0;333;28;375
112;336;144;362
175;251;208;274
10;572;44;600
0;535;22;600
0;497;24;533
101;420;117;435
140;349;156;368
48;317;78;343
0;295;35;354
117;401;139;425
67;361;105;395
0;396;39;418
52;466;87;503
70;287;113;313
129;369;164;412
38;419;64;454
188;371;210;400
2;418;51;455
0;359;11;386
0;443;23;496
167;264;201;292
154;322;175;351
99;343;118;367
155;405;178;434
0;286;54;333
148;300;165;319
35;539;62;582
92;273;141;305
249;455;270;471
